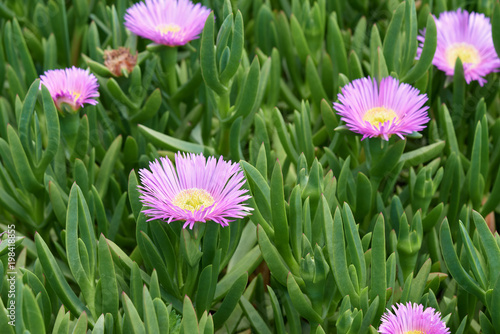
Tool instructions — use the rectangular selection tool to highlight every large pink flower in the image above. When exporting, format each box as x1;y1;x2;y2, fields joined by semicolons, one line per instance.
418;9;500;85
378;302;450;334
138;153;252;229
333;77;429;140
124;0;211;47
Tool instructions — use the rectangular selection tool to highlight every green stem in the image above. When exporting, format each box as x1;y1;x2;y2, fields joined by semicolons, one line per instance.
218;90;231;120
60;112;80;155
34;193;45;226
217;121;231;155
160;46;178;96
216;90;232;155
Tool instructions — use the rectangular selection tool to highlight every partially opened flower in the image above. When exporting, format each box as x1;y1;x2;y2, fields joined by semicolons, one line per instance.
333;77;429;140
40;67;99;112
378;302;450;334
418;9;500;85
124;0;211;47
138;153;252;229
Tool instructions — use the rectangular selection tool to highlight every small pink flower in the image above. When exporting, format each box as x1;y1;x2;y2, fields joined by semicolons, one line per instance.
40;67;99;112
124;0;211;47
138;153;252;229
333;77;429;140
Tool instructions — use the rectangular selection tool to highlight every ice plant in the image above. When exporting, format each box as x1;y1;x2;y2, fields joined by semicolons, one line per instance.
138;153;252;229
333;77;429;140
124;0;211;47
417;9;500;85
378;302;450;334
40;67;99;112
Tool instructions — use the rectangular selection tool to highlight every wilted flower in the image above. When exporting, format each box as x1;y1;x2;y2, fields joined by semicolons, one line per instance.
124;0;211;47
138;153;252;229
333;77;429;140
40;67;99;112
378;302;450;334
104;47;138;77
418;9;500;85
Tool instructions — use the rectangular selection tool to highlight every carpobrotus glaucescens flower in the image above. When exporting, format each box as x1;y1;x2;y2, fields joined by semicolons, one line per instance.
378;302;450;334
124;0;211;47
333;77;430;140
138;153;252;229
418;9;500;85
40;67;99;112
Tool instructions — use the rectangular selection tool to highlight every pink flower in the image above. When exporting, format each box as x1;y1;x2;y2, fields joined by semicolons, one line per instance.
124;0;211;47
40;67;99;112
378;303;450;334
138;153;252;229
418;9;500;85
333;77;429;140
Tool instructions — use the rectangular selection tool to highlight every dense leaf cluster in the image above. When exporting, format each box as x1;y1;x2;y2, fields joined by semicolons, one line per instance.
1;0;500;333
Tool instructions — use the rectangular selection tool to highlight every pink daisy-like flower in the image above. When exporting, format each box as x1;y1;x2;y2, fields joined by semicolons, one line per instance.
40;67;99;112
378;302;450;334
138;153;252;229
124;0;211;47
417;9;500;86
333;77;430;140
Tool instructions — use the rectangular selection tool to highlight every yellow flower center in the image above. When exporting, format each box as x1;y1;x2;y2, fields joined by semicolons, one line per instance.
404;331;425;334
445;43;480;68
157;23;181;35
72;91;81;102
55;91;83;112
173;188;214;212
362;107;398;128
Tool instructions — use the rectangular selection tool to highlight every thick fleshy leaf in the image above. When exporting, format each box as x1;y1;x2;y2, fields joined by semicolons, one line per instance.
239;295;273;334
201;12;227;95
400;141;445;167
370;214;386;319
402;14;437;83
220;11;244;84
213;272;247;329
181;296;199;334
95;135;122;198
123;293;146;334
257;225;291;287
440;219;485;303
22;286;45;334
35;234;91;319
327;206;359;305
138;125;214;155
98;235;119;319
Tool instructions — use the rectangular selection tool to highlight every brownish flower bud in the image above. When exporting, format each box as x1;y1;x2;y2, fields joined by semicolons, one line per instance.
103;47;137;77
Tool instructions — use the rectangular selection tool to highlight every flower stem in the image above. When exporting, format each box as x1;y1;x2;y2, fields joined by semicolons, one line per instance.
218;121;231;155
160;46;178;96
217;90;231;155
218;90;231;120
60;112;80;156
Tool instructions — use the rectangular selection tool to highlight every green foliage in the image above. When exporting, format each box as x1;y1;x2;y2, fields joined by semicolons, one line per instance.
1;0;500;332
